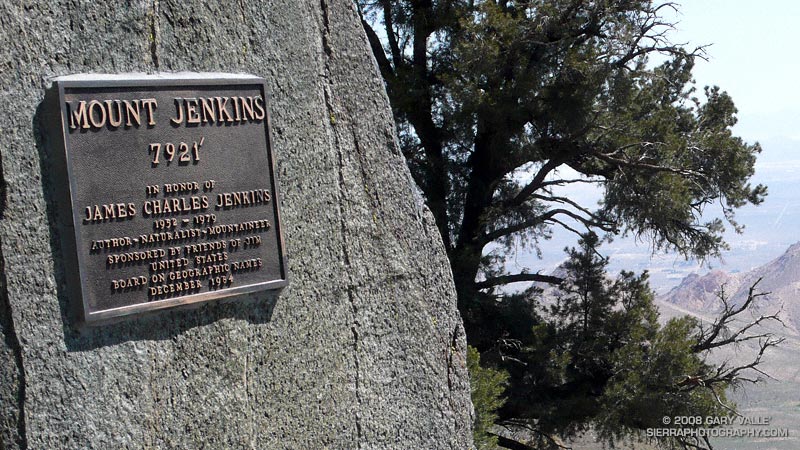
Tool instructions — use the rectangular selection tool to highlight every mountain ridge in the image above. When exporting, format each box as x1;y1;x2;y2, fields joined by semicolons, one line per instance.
660;242;800;336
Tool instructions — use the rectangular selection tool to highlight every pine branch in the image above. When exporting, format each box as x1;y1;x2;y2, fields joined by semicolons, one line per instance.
360;16;395;80
476;272;563;290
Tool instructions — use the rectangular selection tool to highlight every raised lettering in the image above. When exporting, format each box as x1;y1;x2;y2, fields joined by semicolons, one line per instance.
216;97;234;123
253;96;266;120
88;100;107;128
141;98;158;126
124;99;141;127
200;97;216;123
240;96;255;121
68;101;90;130
170;98;184;125
105;100;123;127
185;98;201;124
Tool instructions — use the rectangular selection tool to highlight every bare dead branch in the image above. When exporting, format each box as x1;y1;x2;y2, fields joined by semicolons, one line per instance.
594;151;705;178
476;272;564;290
497;420;574;450
692;278;782;353
483;208;614;244
545;217;583;237
503;158;567;210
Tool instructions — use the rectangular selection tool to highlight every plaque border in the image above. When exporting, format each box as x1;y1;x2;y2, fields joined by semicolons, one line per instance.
54;74;289;324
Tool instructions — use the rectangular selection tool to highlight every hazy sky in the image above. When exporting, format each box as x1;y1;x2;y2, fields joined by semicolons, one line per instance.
666;1;800;141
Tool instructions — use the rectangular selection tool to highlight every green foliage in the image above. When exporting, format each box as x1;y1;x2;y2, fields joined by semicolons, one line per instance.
505;235;736;447
597;315;729;446
359;0;765;293
468;345;509;450
359;2;767;448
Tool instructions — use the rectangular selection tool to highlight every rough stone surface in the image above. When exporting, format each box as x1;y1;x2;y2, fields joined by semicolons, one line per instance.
0;1;473;448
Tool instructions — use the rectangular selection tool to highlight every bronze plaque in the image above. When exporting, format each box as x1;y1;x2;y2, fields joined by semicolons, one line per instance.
54;74;287;324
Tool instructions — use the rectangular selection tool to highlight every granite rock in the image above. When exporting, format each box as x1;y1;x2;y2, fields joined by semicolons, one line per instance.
0;0;473;448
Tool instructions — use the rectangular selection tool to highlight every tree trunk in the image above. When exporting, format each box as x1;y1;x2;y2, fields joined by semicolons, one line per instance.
449;243;483;310
450;118;502;328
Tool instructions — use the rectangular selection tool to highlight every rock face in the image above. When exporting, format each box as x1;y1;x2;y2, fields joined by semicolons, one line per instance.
661;242;800;336
660;270;739;312
0;1;472;449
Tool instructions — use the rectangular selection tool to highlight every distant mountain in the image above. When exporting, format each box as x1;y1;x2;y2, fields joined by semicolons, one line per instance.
657;243;800;450
660;242;800;336
660;270;740;312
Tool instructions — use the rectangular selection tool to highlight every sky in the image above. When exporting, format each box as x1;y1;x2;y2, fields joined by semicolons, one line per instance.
503;1;800;293
667;0;800;142
649;1;800;283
